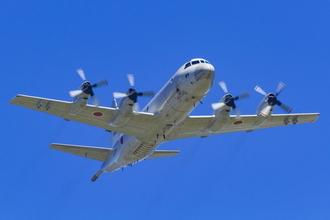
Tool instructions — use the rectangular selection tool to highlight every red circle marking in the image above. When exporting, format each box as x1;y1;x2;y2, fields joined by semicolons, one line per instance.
233;120;244;125
93;112;104;117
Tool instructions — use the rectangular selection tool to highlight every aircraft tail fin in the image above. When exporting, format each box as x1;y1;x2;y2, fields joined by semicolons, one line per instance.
146;150;180;159
50;143;112;162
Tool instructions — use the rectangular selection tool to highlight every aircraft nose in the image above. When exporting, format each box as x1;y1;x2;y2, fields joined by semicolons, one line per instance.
194;63;215;81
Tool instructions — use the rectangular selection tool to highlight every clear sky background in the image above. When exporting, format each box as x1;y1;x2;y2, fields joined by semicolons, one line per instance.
1;1;329;219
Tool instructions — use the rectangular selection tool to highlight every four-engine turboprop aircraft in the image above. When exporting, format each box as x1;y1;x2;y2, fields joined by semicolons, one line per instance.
9;58;319;181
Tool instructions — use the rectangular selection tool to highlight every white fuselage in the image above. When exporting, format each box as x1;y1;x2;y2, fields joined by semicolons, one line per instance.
102;59;215;173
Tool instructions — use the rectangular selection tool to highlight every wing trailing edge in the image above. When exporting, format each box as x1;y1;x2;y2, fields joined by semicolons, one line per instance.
146;150;180;159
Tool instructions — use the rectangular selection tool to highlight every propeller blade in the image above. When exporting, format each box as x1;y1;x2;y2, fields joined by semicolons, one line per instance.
90;88;95;97
234;92;249;100
232;100;237;109
133;102;140;112
69;90;83;97
127;74;134;87
233;107;241;119
91;95;100;106
254;86;267;96
260;105;272;117
211;102;226;110
76;69;86;81
276;82;286;96
137;91;155;96
219;81;228;93
277;101;292;113
111;98;118;108
92;79;108;88
113;92;128;99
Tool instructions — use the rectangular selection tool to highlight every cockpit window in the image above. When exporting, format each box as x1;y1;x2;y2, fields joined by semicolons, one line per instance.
185;59;210;69
184;62;191;69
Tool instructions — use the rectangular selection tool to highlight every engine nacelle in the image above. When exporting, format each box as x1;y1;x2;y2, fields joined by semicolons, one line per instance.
253;109;273;126
254;99;274;126
207;108;230;132
69;96;88;115
109;97;134;127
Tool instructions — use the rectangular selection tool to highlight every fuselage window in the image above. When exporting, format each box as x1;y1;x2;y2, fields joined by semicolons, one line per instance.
184;62;191;69
191;60;200;65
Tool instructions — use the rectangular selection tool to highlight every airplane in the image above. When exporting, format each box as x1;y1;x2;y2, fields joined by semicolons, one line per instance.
9;58;319;182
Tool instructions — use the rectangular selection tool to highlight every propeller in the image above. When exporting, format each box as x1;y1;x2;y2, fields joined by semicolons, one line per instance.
254;82;292;116
127;74;134;87
113;74;154;109
254;86;267;96
77;68;86;81
69;69;108;106
219;81;228;93
276;82;286;96
211;81;249;118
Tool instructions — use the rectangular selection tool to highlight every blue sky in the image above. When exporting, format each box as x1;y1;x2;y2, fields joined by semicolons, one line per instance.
1;1;329;219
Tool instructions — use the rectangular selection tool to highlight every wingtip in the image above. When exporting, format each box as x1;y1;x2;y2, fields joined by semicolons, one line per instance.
311;113;320;123
8;94;21;105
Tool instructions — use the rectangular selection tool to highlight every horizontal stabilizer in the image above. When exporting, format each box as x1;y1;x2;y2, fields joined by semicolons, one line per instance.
50;143;112;162
146;150;180;159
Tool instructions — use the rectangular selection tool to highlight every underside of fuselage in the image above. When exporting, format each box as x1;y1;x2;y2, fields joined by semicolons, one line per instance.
100;59;215;177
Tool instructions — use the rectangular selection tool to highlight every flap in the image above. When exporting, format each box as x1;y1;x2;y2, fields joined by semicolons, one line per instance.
146;150;180;159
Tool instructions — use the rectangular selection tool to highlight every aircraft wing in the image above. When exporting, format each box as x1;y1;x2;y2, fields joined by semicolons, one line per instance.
9;95;320;142
167;113;320;141
9;94;160;140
